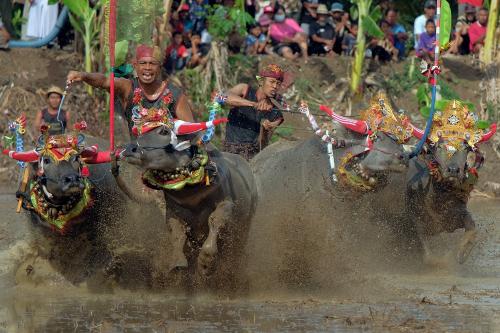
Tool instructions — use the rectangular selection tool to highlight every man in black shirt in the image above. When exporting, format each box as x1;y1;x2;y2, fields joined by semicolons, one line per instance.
454;5;477;55
309;4;335;55
299;0;327;35
329;2;349;55
222;64;287;160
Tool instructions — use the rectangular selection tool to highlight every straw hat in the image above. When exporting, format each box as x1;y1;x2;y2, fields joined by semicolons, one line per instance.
316;4;329;15
46;85;64;97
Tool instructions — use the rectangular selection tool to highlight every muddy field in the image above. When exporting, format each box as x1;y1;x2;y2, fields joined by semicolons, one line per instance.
0;183;499;332
1;48;500;332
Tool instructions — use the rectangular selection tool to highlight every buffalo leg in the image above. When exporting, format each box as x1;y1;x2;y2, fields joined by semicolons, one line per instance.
166;217;188;269
457;213;478;264
197;200;234;277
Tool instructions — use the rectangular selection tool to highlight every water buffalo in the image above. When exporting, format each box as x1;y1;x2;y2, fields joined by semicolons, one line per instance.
3;126;127;286
406;100;497;263
117;118;257;290
245;95;419;291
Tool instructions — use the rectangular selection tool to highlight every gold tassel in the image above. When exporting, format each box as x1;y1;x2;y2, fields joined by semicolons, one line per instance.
205;174;210;186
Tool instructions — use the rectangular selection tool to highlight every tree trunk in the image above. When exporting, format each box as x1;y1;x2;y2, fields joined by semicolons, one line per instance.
350;0;371;94
481;0;499;65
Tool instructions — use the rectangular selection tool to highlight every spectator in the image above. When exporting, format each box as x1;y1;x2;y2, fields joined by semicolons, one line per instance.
342;23;357;56
34;86;71;135
258;14;275;54
189;0;208;35
201;21;213;44
369;20;398;62
452;5;477;55
299;0;326;35
385;8;407;59
245;24;265;55
170;4;191;34
255;0;275;21
164;31;189;74
379;0;395;13
469;7;488;54
246;0;257;18
27;0;59;39
416;19;436;62
278;0;302;22
329;3;349;55
0;0;15;48
270;6;309;60
309;4;335;56
458;0;483;16
187;34;210;68
414;0;436;49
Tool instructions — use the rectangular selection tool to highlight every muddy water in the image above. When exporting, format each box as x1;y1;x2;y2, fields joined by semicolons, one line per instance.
0;189;499;332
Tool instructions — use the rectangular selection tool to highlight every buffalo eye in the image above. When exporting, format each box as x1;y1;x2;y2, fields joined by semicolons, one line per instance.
43;157;51;164
158;127;170;136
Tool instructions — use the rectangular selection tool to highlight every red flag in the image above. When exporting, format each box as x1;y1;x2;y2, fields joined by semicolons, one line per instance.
458;0;483;6
109;0;117;151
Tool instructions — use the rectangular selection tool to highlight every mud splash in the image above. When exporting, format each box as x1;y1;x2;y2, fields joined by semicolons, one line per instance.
1;184;500;332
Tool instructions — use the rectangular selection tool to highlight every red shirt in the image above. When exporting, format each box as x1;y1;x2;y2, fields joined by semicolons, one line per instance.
458;0;483;6
165;43;188;58
468;21;487;51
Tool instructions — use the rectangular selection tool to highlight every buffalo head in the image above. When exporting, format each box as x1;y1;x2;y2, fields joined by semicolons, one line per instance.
411;100;497;185
320;94;413;183
121;119;226;186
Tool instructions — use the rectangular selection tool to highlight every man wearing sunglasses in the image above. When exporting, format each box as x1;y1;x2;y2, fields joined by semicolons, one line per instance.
66;44;195;136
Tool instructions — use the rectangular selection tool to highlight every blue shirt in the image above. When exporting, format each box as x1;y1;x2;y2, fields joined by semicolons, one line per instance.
391;23;406;58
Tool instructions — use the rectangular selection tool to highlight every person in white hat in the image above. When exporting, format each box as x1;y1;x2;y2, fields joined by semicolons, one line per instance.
309;4;335;56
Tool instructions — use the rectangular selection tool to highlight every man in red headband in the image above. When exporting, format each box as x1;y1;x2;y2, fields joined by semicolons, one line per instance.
66;44;195;136
221;63;287;160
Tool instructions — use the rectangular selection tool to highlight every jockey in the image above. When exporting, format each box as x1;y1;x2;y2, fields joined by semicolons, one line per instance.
66;44;195;136
221;63;288;160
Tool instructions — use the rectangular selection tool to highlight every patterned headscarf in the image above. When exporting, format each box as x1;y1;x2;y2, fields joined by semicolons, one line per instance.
258;64;285;81
135;44;161;62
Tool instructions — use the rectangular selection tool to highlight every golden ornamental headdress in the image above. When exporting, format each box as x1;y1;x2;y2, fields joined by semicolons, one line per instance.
360;92;414;144
429;100;483;149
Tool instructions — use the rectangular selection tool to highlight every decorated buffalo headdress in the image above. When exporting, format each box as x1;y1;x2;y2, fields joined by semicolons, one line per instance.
360;93;414;144
2;121;116;167
320;92;414;143
2;121;104;233
411;100;497;154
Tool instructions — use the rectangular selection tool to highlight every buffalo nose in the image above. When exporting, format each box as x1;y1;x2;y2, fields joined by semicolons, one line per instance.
124;143;140;156
63;175;81;184
447;165;460;175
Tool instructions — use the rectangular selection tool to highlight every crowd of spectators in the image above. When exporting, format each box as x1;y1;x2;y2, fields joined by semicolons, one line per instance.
163;0;491;74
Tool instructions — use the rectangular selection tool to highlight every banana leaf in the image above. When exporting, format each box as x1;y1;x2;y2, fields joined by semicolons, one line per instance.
362;15;384;39
369;5;382;23
439;0;452;46
115;40;129;67
59;0;90;19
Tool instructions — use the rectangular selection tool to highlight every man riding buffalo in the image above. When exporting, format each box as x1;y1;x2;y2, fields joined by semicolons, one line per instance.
222;63;288;160
66;44;195;135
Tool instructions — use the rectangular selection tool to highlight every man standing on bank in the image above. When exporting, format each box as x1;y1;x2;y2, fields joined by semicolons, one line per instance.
222;64;287;160
66;44;195;136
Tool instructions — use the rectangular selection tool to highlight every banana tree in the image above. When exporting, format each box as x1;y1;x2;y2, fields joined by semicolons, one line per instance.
349;0;384;93
204;0;253;92
482;0;499;65
50;0;105;94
